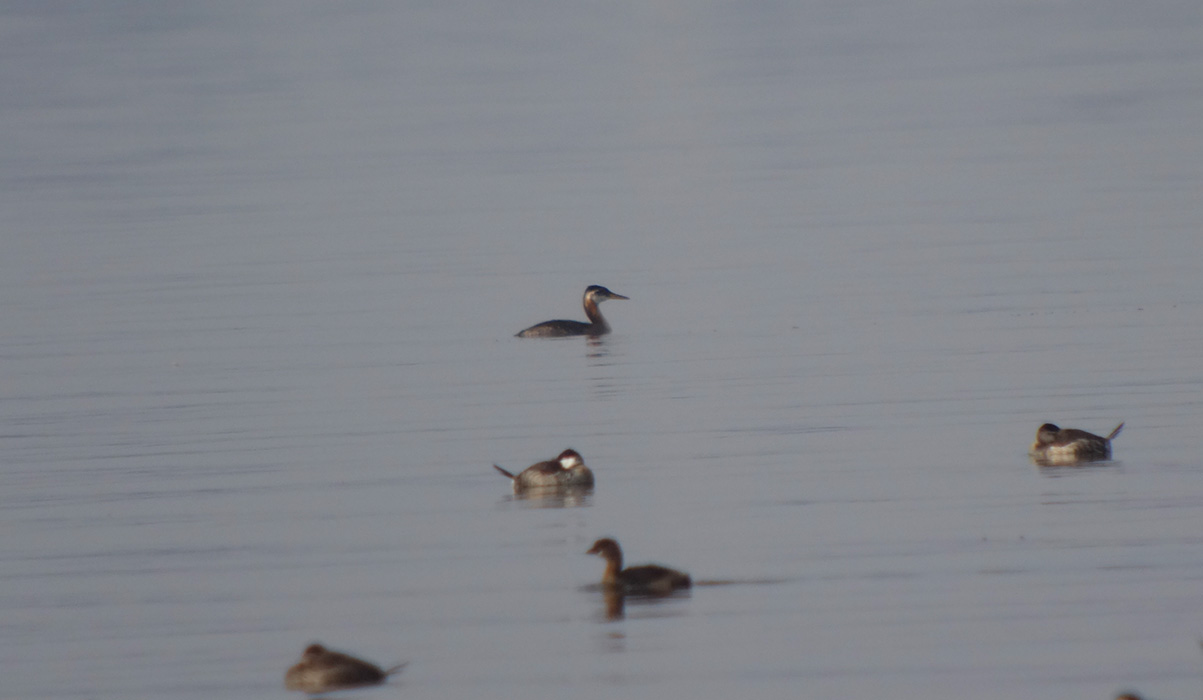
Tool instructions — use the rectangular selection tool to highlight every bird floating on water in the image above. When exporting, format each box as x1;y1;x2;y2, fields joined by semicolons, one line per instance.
284;643;405;694
493;448;594;493
515;285;628;338
1029;422;1123;466
586;537;691;596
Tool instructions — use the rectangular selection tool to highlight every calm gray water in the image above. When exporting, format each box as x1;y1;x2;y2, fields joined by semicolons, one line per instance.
2;2;1202;699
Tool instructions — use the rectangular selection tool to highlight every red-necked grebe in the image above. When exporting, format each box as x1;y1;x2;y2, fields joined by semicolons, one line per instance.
515;285;628;338
494;448;594;492
586;537;691;595
1029;422;1123;465
284;643;405;694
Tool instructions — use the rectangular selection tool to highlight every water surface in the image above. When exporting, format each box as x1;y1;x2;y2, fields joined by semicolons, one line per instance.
2;2;1202;699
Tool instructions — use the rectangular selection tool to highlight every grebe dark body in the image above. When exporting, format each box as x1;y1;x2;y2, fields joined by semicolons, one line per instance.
284;643;405;694
515;285;628;338
494;449;593;492
1029;422;1124;465
586;537;691;596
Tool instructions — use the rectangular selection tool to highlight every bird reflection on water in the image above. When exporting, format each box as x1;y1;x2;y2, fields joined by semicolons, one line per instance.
591;584;695;622
501;487;594;509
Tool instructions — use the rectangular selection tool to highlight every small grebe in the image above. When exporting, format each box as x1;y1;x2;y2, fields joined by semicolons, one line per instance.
494;448;594;492
586;537;691;595
1029;422;1124;465
515;285;629;338
284;643;405;694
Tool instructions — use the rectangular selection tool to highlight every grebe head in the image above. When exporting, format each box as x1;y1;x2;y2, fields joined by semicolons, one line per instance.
586;537;622;561
1034;423;1061;445
557;449;583;469
584;285;629;303
301;644;327;659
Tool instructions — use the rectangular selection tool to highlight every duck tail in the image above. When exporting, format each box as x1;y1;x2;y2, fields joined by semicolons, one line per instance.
493;464;516;480
1107;422;1125;441
383;662;408;677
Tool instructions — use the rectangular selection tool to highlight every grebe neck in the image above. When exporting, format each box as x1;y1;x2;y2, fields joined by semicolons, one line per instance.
600;551;622;584
582;295;609;333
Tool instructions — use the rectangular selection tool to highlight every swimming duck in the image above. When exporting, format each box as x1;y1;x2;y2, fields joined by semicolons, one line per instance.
1029;422;1124;465
586;537;691;595
494;449;594;492
284;643;404;694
